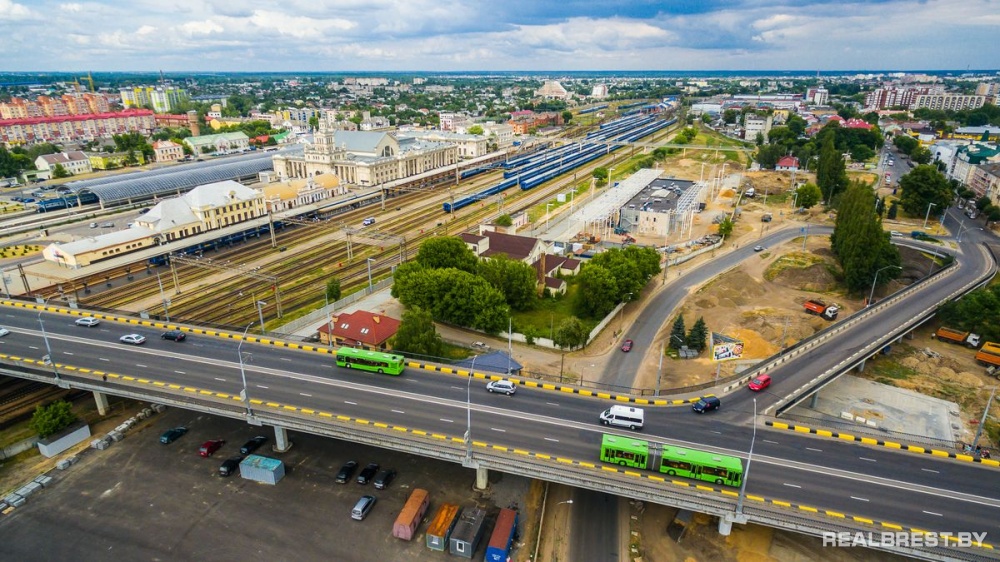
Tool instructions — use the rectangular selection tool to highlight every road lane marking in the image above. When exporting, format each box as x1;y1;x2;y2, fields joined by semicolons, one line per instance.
174;371;186;375
344;400;356;405
783;483;801;488
214;378;226;382
99;358;109;361
135;363;146;367
544;437;559;442
440;418;453;423
859;457;876;462
921;468;940;474
491;428;506;433
392;409;405;414
257;385;269;389
923;511;943;517
300;393;312;397
280;357;292;361
850;496;869;502
806;447;822;452
546;402;560;406
763;439;779;444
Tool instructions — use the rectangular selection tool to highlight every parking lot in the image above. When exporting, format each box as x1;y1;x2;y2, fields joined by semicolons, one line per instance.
0;406;531;561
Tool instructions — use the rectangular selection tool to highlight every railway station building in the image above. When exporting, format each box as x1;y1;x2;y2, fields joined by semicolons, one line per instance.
618;178;702;238
272;120;457;186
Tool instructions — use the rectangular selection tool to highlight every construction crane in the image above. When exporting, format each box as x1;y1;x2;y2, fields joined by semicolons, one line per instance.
78;72;95;92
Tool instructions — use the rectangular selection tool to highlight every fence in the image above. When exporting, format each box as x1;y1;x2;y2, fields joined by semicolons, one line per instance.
276;277;395;336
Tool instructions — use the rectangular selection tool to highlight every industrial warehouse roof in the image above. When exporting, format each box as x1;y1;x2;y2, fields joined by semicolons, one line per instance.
62;147;303;205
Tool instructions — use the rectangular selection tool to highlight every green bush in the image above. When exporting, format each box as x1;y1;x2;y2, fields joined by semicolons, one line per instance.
30;400;77;438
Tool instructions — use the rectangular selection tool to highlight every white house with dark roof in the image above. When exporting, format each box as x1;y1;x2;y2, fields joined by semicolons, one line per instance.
34;151;92;179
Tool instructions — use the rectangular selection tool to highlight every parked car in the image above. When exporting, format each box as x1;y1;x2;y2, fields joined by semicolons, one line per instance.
748;374;772;392
198;439;226;457
159;427;188;444
692;396;722;414
219;457;242;477
372;469;396;490
161;330;186;341
119;334;146;345
240;435;267;455
621;339;633;352
335;460;359;484
357;462;380;485
351;495;376;521
75;317;100;327
486;379;517;396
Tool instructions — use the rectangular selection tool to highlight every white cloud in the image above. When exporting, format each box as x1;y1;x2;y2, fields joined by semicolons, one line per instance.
0;0;32;20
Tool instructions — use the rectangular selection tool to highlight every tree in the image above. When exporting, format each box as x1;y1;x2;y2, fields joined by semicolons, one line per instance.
495;214;513;227
686;317;708;352
477;254;537;311
850;144;876;162
390;306;444;358
392;266;509;334
830;180;902;293
887;202;899;220
467;125;484;135
51;163;71;178
722;109;739;125
325;278;341;302
893;135;919;156
669;315;686;350
816;129;848;203
717;216;734;238
587;246;660;299
592;167;609;186
553;317;588;351
911;145;932;164
898;165;952;217
795;182;823;209
415;236;478;273
561;110;573;124
29;400;77;439
574;264;619;318
755;144;784;169
308;115;320;131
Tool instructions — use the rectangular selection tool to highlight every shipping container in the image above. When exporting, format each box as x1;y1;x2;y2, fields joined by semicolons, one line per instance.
393;488;430;541
239;454;285;485
485;508;519;562
450;507;487;559
426;503;461;551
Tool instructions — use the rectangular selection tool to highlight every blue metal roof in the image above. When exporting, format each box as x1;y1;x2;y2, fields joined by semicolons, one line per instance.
454;351;522;375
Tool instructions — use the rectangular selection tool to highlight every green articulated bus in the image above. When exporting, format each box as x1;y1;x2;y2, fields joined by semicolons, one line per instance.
600;434;743;487
335;347;406;375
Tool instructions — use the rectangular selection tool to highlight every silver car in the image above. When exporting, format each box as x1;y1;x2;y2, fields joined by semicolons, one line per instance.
486;379;517;396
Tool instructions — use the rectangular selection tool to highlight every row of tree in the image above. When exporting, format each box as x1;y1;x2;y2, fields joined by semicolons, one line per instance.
574;246;661;318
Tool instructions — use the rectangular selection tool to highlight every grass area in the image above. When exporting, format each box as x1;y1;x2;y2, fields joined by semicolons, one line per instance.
762;251;827;281
0;244;42;258
511;282;596;340
868;357;918;383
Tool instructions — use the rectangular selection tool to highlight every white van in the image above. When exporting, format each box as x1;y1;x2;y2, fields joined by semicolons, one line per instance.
599;405;645;431
362;217;376;226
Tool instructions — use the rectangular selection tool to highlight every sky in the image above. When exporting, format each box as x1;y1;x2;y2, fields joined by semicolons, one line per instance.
1;0;998;73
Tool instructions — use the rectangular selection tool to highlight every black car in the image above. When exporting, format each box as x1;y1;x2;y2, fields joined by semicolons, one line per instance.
161;330;186;341
219;457;242;477
373;469;396;490
356;462;379;485
335;460;359;484
240;435;267;455
692;396;722;414
159;426;188;444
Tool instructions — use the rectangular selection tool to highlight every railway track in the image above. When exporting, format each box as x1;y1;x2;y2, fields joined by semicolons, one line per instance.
59;117;680;332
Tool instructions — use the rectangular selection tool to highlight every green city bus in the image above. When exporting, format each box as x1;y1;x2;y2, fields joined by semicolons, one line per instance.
335;347;406;375
600;434;743;487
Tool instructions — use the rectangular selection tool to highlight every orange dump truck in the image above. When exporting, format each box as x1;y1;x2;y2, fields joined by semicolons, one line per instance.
803;299;839;320
975;342;1000;367
933;327;981;348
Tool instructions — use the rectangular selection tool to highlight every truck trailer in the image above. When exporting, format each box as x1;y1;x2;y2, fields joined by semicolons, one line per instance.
975;342;1000;367
933;327;981;348
803;299;839;320
392;488;429;541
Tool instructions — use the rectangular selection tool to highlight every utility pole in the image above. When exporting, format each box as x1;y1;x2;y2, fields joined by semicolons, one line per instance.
972;386;997;450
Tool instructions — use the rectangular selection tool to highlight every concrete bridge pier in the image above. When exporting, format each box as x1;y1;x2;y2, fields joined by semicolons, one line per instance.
272;426;292;452
856;357;866;373
93;390;109;416
719;512;748;536
475;466;488;490
809;391;819;409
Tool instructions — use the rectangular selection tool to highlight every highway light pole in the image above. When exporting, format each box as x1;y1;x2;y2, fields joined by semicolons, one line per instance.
923;202;937;229
972;386;997;452
735;397;757;517
619;293;633;334
37;305;61;384
868;265;901;307
237;321;255;418
545;203;553;231
464;355;477;466
255;300;267;336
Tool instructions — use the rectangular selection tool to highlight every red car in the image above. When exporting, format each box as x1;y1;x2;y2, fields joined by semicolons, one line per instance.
621;339;633;352
748;374;771;392
198;439;226;457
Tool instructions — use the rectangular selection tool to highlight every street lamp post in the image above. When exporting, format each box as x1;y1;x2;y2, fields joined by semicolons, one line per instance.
545;203;553;231
38;308;61;383
923;202;937;229
255;300;267;336
868;265;902;307
464;356;477;465
237;322;255;417
619;293;633;333
735;397;757;516
155;271;170;322
366;258;375;293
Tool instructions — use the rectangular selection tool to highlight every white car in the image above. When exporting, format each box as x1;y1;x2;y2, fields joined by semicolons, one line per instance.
0;327;10;337
486;379;517;396
75;317;100;327
119;334;146;345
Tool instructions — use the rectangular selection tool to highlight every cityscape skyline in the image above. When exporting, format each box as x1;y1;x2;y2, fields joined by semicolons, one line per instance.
1;0;997;73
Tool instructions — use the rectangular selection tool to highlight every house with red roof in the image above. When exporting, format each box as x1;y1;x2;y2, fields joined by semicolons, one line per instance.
775;156;800;171
317;310;401;351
